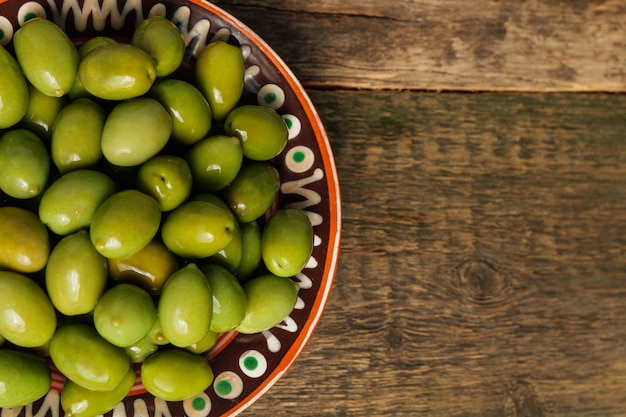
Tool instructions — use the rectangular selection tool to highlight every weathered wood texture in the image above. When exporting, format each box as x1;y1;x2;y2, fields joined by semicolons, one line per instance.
240;91;626;416
214;0;626;92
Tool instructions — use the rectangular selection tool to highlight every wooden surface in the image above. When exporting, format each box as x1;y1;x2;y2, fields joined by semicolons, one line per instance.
212;1;626;416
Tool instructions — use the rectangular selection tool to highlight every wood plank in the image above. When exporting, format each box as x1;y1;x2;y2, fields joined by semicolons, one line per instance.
213;0;626;92
239;91;626;416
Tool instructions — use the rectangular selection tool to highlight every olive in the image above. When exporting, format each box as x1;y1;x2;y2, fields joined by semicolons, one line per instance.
45;230;108;316
61;366;135;417
0;128;50;199
125;337;158;363
261;208;314;277
158;263;212;348
200;264;247;333
38;169;117;236
224;104;288;161
150;78;212;145
21;84;67;140
48;323;131;392
89;189;161;259
186;135;243;193
136;155;193;212
78;43;156;100
141;349;214;402
132;16;185;77
78;36;117;58
0;44;29;129
94;283;157;347
101;97;172;167
146;317;169;346
0;271;57;347
234;220;262;280
236;274;299;334
195;41;245;121
0;206;49;273
51;98;105;173
185;329;219;354
0;349;51;408
221;160;280;223
13;18;79;97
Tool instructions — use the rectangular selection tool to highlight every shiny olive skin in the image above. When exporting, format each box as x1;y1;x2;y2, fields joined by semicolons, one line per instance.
236;274;299;334
51;98;105;173
21;84;68;139
61;366;135;417
185;329;219;354
146;317;169;346
141;349;214;401
45;230;108;316
221;160;280;223
125;336;158;363
101;97;172;167
108;239;179;295
39;169;116;236
0;349;51;408
132;16;185;77
195;41;245;121
94;283;157;347
137;155;192;211
200;264;247;333
90;189;161;259
0;271;57;347
158;264;212;348
224;105;288;161
261;209;314;277
0;206;49;273
161;200;236;259
78;43;156;100
78;36;117;58
209;219;243;272
187;135;243;193
49;323;131;392
0;44;29;129
234;220;262;280
13;18;79;97
0;128;50;199
150;78;212;145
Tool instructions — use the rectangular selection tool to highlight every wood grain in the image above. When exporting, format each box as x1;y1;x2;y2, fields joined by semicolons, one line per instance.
213;0;626;92
238;91;626;416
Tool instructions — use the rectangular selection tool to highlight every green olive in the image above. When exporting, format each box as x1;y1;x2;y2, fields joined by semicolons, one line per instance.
146;317;169;346
0;206;49;273
236;274;299;334
200;264;247;333
78;43;157;100
78;36;117;58
0;128;50;199
136;155;193;212
186;135;243;193
141;349;214;402
21;84;67;140
125;336;158;363
234;220;262;280
49;323;131;392
51;98;105;173
195;41;244;121
61;365;135;417
221;160;280;223
13;18;79;97
157;263;212;348
185;329;219;354
45;230;108;316
0;44;29;129
0;271;57;347
132;16;185;77
209;219;243;272
94;283;157;347
0;349;51;408
38;169;117;236
101;97;172;167
161;200;236;259
89;189;161;259
108;239;179;295
261;209;314;277
224;105;288;161
150;78;212;145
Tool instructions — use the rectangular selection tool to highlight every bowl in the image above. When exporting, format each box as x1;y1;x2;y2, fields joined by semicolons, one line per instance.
0;0;341;415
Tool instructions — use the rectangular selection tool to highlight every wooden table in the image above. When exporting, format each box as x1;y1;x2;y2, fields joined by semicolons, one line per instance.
213;1;626;415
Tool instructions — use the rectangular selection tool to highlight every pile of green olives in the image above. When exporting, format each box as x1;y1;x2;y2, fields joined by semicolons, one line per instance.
0;16;314;414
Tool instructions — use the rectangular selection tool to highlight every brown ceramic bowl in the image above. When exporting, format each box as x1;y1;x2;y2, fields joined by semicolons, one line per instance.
0;0;341;415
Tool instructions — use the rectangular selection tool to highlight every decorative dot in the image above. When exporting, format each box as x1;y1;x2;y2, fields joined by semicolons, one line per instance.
192;397;206;411
213;371;243;399
183;392;211;417
285;145;315;173
257;84;285;110
239;350;268;378
18;2;47;25
0;16;13;46
282;114;302;140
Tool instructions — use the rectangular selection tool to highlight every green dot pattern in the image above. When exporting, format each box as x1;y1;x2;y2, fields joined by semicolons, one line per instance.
216;380;233;396
243;355;259;370
192;397;206;411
